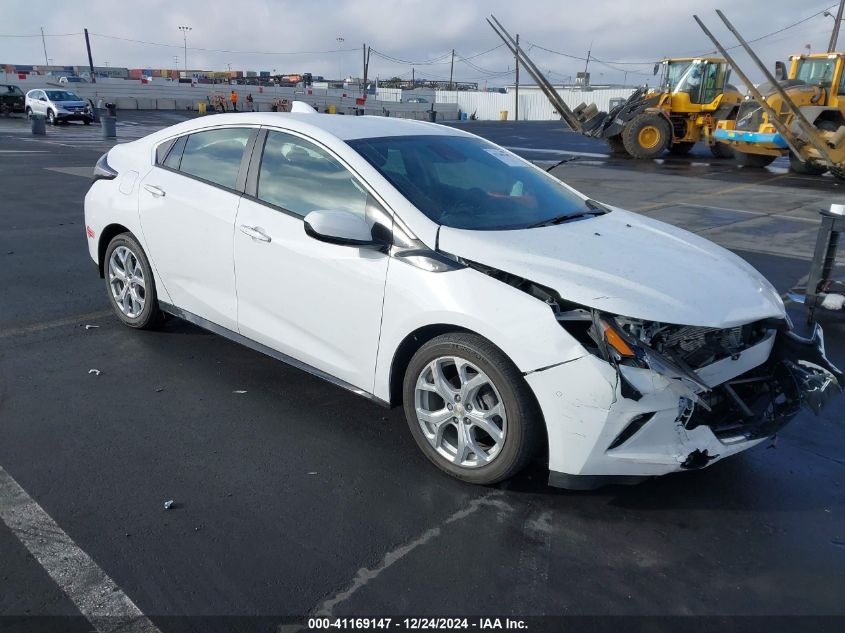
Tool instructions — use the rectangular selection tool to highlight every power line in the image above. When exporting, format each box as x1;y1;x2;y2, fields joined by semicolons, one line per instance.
369;49;453;65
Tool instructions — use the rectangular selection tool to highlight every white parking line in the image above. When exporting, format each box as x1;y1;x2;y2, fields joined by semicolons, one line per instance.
0;466;161;633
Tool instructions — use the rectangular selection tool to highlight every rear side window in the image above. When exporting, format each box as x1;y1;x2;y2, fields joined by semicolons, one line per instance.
178;128;252;189
161;136;186;170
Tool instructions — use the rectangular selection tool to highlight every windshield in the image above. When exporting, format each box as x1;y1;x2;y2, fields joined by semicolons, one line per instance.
348;135;595;230
795;59;835;86
45;91;82;101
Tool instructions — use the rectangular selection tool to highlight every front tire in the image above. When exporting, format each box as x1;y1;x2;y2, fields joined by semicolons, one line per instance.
104;233;163;329
403;333;542;485
47;109;56;125
622;113;672;159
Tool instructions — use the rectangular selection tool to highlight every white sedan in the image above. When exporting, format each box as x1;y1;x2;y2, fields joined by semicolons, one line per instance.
84;105;841;488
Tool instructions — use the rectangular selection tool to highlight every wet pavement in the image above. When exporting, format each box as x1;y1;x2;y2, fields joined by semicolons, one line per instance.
0;113;843;631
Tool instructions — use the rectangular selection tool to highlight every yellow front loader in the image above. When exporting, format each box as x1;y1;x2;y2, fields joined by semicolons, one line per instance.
699;11;845;178
486;16;741;159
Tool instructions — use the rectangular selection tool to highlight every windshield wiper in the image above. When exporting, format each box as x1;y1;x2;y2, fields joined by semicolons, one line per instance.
528;199;609;228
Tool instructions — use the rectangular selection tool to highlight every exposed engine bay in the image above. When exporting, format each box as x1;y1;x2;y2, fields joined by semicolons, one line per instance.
466;258;843;454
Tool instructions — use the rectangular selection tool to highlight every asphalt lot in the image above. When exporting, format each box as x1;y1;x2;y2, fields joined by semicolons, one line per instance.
1;111;844;632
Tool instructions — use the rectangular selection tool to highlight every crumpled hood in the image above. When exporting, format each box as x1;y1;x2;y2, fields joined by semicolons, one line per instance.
438;207;785;328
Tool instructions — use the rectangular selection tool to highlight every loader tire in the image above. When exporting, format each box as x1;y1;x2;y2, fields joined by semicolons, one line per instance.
622;113;671;159
606;134;627;155
734;152;776;168
668;141;695;156
710;143;734;159
789;152;827;175
829;165;845;180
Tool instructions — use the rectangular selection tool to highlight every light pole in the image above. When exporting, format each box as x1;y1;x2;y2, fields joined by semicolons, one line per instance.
178;26;191;73
336;36;344;84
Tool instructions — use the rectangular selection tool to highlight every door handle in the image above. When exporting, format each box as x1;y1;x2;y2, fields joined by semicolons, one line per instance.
239;225;271;243
143;184;166;198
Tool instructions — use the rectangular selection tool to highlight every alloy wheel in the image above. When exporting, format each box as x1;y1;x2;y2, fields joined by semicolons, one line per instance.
414;356;507;468
108;245;146;318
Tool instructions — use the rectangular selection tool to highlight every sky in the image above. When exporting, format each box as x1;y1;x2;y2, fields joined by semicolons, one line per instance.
1;0;843;86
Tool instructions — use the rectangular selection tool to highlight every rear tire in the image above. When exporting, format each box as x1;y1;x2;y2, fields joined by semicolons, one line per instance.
710;142;734;159
622;113;672;159
735;151;776;168
103;233;163;330
668;141;695;156
402;333;542;485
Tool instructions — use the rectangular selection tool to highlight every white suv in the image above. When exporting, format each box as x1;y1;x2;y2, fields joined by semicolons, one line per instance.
25;88;93;125
83;107;841;488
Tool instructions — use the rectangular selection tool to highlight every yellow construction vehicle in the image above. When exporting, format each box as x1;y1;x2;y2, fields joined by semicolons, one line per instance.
599;57;742;159
700;11;845;178
486;16;741;159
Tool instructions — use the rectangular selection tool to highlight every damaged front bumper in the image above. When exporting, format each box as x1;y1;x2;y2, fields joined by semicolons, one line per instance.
526;324;841;490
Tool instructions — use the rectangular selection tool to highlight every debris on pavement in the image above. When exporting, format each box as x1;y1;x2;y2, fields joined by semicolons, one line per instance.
164;500;174;510
155;387;164;393
84;324;100;330
233;390;247;394
88;369;102;376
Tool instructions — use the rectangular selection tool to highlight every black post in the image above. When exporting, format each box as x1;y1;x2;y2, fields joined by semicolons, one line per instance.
449;49;455;90
829;0;845;53
84;28;96;83
514;34;519;121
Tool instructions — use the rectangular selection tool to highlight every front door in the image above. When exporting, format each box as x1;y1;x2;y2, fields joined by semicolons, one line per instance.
234;129;390;392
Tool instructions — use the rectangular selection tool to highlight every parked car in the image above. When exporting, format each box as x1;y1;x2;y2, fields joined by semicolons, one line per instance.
405;97;429;103
0;84;25;115
83;106;841;488
25;89;93;125
58;76;89;84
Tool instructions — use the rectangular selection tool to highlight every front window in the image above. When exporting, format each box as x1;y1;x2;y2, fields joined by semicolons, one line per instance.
45;90;82;101
257;130;369;219
349;135;595;230
795;59;836;86
664;62;691;91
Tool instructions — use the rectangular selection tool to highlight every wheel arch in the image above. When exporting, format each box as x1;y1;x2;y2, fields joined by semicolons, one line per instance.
388;324;474;407
97;223;131;278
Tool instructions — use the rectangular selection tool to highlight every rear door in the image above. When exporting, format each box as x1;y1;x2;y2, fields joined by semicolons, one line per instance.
138;126;257;331
233;128;391;391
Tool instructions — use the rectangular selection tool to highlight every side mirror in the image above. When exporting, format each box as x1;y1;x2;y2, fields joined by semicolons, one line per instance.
775;61;787;82
303;209;385;249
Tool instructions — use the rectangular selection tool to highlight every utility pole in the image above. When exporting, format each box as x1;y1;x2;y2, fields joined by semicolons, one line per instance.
449;49;455;91
362;44;371;91
583;40;593;87
40;27;48;66
829;0;845;53
178;26;191;73
412;67;415;86
84;28;95;83
514;34;520;121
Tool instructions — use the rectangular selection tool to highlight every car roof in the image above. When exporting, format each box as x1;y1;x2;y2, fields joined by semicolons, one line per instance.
152;112;473;142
